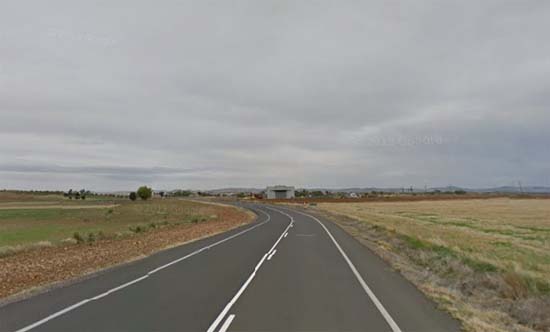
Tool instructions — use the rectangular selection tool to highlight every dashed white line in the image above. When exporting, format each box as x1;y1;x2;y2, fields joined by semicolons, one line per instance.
267;249;277;260
14;207;272;332
276;206;403;332
207;208;293;332
218;314;235;332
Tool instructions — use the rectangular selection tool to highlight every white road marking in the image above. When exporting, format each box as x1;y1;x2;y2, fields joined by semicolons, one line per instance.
276;206;403;332
90;275;149;300
267;249;277;260
14;207;271;332
14;300;90;332
218;314;235;332
283;232;288;238
207;208;293;332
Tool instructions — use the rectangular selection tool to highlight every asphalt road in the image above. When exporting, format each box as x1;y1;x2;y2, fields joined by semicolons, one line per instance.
0;204;460;332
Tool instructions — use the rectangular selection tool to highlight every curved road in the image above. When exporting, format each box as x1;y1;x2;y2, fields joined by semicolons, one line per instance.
0;204;460;332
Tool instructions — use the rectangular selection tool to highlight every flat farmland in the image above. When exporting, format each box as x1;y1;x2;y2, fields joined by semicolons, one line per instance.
309;198;550;331
0;192;254;299
0;194;232;249
316;198;550;287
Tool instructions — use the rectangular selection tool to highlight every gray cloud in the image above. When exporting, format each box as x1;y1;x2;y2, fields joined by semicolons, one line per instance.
1;1;550;190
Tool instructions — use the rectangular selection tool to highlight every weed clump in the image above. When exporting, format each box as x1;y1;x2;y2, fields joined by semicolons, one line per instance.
129;225;144;233
87;232;96;243
73;232;85;244
190;216;207;224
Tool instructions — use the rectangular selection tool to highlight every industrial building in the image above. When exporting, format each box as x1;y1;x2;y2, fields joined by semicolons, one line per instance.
266;186;295;199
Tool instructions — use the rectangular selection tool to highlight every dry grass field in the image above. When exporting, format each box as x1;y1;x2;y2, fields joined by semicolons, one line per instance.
310;198;550;332
317;198;550;285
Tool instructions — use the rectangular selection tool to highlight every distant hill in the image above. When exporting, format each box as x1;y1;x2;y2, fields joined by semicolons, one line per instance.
200;186;550;194
471;186;550;194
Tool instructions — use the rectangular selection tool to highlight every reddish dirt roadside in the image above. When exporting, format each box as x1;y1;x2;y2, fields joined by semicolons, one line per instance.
0;204;254;301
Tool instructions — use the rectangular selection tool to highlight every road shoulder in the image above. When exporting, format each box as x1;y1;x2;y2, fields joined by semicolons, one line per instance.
277;204;463;332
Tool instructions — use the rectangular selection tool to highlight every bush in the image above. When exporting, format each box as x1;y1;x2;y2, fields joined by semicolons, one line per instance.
73;232;85;244
172;190;192;197
137;186;152;200
129;225;144;233
87;232;96;243
129;192;137;201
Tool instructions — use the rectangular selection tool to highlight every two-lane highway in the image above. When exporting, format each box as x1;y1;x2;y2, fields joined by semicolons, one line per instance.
0;204;460;332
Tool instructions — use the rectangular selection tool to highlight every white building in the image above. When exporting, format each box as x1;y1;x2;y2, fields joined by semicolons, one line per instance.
266;186;295;199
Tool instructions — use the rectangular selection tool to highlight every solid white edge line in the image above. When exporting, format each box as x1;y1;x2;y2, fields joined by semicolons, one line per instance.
207;208;293;332
14;300;90;332
218;314;235;332
14;206;271;332
90;275;149;300
276;206;403;332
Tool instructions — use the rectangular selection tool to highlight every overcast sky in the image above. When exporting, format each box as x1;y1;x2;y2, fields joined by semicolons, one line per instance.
1;1;550;191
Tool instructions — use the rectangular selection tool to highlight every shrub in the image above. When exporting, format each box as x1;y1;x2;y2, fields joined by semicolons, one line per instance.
87;232;96;243
172;190;192;197
73;232;85;244
129;192;137;201
137;186;152;200
129;225;144;233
